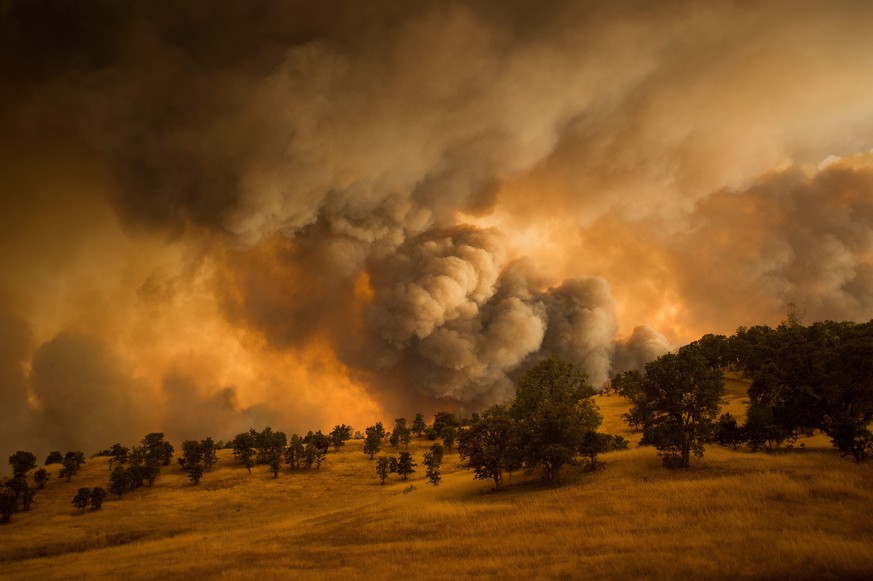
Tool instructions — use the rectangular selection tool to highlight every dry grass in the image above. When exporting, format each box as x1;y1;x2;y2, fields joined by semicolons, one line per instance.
2;379;872;580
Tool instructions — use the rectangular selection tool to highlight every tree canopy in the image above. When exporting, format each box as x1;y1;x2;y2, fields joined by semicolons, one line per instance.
510;356;601;484
635;346;724;468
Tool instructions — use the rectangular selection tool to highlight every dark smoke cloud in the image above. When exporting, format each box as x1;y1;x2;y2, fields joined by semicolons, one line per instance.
672;156;873;330
3;0;873;453
28;332;158;454
161;374;279;443
613;326;672;375
0;311;37;453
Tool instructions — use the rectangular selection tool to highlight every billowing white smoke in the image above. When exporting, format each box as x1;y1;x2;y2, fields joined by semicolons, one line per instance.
613;325;672;374
363;227;624;403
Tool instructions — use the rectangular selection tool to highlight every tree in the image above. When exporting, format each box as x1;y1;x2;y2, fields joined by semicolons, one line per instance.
141;433;174;466
0;485;17;524
375;456;393;485
45;451;63;465
125;445;160;487
363;424;383;459
458;405;518;490
33;468;50;490
423;443;444;486
304;430;330;455
285;434;304;470
829;417;873;462
390;418;410;448
743;401;792;452
142;458;161;487
636;346;724;468
440;426;457;450
255;427;287;465
60;455;80;482
201;437;219;471
179;440;207;485
7;477;34;512
9;451;37;479
714;413;745;451
432;412;459;440
90;487;106;510
268;453;282;478
745;320;873;461
511;356;602;483
329;424;353;451
232;431;257;473
395;451;416;481
411;413;427;437
108;443;129;470
73;487;91;513
578;432;627;472
391;418;412;448
187;464;205;485
689;333;732;370
109;466;130;498
303;442;326;469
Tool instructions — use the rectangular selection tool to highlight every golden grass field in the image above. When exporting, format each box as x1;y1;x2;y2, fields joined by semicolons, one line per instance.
2;375;873;580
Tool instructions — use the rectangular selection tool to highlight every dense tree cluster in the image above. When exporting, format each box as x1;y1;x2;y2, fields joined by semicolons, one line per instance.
329;424;353;451
626;345;725;468
104;432;173;497
2;454;38;523
736;320;873;461
614;314;873;465
178;437;219;485
72;487;105;513
60;451;87;482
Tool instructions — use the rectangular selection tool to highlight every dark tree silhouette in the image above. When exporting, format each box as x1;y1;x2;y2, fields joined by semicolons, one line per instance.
395;451;416;481
285;434;304;470
636;346;724;468
363;424;383;459
714;413;744;450
179;440;208;485
201;437;219;471
73;487;91;513
458;405;518;490
423;443;444;486
411;413;427;437
511;356;601;483
431;412;459;441
578;432;627;472
33;468;50;490
232;432;257;473
390;418;412;448
61;452;85;482
329;424;353;451
90;487;106;510
141;433;174;466
8;451;36;479
109;466;130;498
108;443;129;470
0;485;17;523
375;456;392;484
44;451;63;466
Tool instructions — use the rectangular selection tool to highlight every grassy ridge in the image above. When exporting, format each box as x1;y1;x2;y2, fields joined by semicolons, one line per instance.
2;379;872;580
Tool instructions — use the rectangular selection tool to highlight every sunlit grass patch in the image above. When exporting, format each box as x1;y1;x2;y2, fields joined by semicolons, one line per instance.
2;396;873;580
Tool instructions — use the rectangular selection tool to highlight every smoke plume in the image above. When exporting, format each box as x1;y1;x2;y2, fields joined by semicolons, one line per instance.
3;0;873;458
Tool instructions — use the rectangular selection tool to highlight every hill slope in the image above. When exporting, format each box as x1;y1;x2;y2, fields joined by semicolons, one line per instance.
2;380;873;580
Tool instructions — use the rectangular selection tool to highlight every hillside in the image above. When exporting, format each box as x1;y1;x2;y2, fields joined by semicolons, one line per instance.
2;378;873;580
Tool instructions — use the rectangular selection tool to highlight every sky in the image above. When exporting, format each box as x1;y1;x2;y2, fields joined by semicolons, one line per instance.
3;0;873;457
